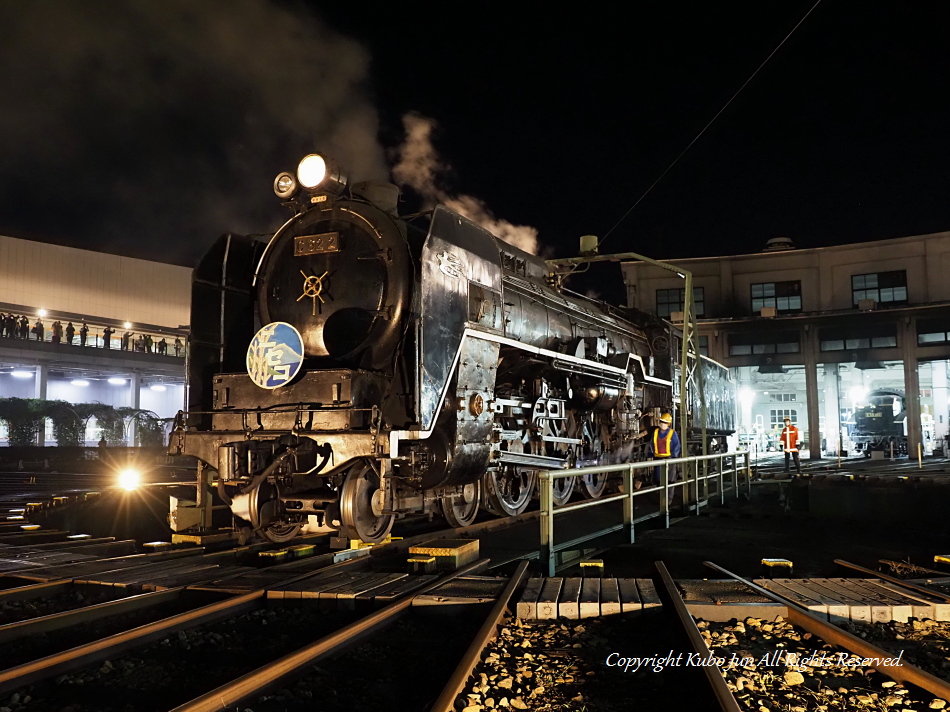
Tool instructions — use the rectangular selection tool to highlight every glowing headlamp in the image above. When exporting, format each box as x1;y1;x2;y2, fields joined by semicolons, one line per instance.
295;153;347;195
297;154;327;189
118;468;141;491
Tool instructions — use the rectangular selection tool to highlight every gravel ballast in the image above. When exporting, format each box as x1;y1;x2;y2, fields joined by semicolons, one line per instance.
702;615;950;711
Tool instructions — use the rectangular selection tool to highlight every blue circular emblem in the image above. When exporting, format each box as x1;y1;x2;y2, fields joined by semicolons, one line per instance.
246;322;305;389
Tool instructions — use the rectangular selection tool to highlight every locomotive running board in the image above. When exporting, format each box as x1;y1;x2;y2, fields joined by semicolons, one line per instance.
497;451;567;469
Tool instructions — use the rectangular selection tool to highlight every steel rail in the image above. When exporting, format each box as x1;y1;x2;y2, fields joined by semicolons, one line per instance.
835;559;950;602
0;554;367;695
169;558;493;712
0;587;184;644
0;579;71;604
654;561;742;712
0;588;262;695
703;560;950;700
428;560;530;712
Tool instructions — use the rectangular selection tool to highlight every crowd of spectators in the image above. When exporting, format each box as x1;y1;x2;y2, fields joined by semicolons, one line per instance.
0;312;184;357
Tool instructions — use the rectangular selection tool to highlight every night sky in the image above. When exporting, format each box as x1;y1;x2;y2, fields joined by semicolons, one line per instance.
2;1;950;302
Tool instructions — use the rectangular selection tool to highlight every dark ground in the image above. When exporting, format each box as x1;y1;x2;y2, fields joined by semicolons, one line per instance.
560;480;950;581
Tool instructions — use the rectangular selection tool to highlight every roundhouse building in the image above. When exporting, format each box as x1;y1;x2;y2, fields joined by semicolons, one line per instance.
0;234;190;445
621;232;950;460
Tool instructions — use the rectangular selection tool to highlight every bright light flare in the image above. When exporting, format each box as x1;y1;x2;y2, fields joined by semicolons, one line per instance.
118;468;141;491
849;386;868;404
11;370;33;379
739;387;755;405
150;384;166;392
71;379;89;387
297;154;327;189
108;377;127;385
123;322;132;329
37;309;48;318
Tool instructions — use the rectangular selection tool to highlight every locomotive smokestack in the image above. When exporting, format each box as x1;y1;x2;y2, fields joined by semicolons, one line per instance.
351;181;400;216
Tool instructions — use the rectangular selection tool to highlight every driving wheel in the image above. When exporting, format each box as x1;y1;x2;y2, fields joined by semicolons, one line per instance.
482;438;536;516
441;481;480;527
339;461;394;543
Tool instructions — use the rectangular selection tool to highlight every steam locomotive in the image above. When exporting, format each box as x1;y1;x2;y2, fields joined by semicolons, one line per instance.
850;389;907;455
167;153;736;543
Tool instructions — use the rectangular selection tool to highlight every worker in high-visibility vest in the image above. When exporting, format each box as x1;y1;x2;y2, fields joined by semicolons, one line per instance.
780;417;802;474
647;412;681;505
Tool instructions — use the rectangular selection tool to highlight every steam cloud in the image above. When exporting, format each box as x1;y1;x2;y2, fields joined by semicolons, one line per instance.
0;3;537;265
393;113;539;255
0;0;387;265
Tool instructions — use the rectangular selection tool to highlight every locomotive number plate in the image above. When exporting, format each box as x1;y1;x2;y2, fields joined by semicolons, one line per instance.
295;232;340;256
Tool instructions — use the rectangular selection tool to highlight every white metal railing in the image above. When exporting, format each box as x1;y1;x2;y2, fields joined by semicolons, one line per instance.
539;451;751;575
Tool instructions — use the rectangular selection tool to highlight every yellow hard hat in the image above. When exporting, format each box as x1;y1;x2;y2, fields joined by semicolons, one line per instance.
659;412;673;424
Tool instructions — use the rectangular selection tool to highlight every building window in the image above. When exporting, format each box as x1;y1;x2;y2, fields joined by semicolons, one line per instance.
819;324;898;351
769;393;797;402
751;281;802;313
770;409;797;426
698;335;709;356
852;271;907;306
728;330;801;356
918;318;950;346
656;287;705;318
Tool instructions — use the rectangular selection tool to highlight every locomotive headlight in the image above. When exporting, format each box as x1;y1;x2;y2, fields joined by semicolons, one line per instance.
118;468;141;491
273;171;298;199
297;154;327;188
296;153;348;195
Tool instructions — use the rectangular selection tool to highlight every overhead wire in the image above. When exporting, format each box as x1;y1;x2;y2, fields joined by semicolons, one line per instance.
598;0;823;248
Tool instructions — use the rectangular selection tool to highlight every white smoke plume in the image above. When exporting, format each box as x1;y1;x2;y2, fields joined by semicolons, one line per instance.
0;0;388;265
392;113;539;254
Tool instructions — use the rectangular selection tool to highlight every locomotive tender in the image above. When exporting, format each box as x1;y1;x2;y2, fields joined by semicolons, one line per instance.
168;152;736;543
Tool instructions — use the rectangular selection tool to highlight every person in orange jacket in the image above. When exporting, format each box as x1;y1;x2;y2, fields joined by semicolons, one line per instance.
780;417;802;474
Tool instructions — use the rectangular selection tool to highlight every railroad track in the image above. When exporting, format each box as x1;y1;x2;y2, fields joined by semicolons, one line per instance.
0;551;518;711
0;503;546;710
690;560;950;710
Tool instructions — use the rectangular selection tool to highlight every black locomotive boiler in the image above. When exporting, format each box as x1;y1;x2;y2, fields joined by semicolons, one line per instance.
849;388;907;455
168;152;736;543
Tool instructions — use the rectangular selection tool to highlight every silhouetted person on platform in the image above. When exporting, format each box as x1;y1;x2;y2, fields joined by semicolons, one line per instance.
121;331;131;350
97;436;108;458
32;319;44;342
174;337;183;357
19;316;29;339
65;322;75;345
144;334;153;353
51;321;62;344
79;321;88;346
102;326;114;349
157;338;167;355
